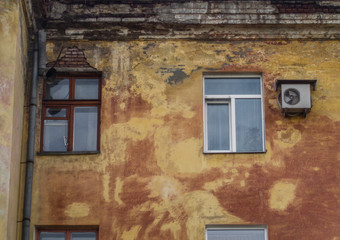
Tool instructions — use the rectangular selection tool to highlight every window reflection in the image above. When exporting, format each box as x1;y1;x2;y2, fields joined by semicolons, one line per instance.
40;232;65;240
235;99;263;152
46;78;69;99
205;78;261;95
71;232;96;240
75;79;99;99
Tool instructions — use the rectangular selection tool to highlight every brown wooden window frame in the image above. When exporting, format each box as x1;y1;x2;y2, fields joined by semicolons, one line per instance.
36;228;98;240
40;72;102;153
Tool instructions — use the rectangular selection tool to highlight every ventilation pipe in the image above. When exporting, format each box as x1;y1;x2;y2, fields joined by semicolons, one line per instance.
21;32;39;240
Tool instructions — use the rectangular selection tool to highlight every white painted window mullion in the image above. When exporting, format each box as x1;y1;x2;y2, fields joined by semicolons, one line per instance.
230;97;237;152
203;101;208;152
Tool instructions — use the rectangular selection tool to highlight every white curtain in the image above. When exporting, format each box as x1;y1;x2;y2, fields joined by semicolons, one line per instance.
73;107;98;151
43;120;68;151
236;99;263;152
207;103;230;150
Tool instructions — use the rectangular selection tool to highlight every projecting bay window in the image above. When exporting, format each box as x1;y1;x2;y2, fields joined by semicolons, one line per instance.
41;73;101;153
203;74;265;153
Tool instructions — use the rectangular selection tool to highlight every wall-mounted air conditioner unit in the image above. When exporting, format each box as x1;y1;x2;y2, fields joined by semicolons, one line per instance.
274;80;317;118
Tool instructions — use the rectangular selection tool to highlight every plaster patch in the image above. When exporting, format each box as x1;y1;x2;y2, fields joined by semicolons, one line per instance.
183;191;242;239
168;99;195;119
103;173;110;202
154;127;172;173
169;138;203;174
119;102;126;110
64;202;90;218
114;177;124;205
275;120;283;125
182;109;195;119
151;106;169;117
314;98;340;121
112;117;163;141
268;98;280;110
269;180;297;211
121;225;141;240
155;125;204;176
275;127;302;148
203;178;234;191
148;176;182;200
160;222;181;239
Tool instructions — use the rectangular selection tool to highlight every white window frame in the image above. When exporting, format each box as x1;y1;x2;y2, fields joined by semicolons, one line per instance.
203;73;265;153
205;225;268;240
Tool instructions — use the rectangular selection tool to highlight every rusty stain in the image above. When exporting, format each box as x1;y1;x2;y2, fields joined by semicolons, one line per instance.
109;93;152;124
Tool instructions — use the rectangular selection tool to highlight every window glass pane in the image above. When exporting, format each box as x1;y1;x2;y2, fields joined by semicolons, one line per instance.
236;99;263;152
73;107;98;151
207;103;230;151
75;79;99;99
43;120;68;152
207;229;265;240
205;78;261;95
40;232;65;240
46;108;67;117
71;232;96;240
46;78;69;99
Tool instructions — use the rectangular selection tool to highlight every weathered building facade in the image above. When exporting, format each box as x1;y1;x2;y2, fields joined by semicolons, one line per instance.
0;1;30;239
1;0;340;239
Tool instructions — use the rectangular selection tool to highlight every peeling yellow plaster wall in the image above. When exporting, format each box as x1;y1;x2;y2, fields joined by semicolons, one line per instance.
33;40;340;240
0;1;28;239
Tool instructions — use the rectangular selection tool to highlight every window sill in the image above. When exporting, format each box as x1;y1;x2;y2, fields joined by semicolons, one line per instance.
203;150;267;154
37;151;100;156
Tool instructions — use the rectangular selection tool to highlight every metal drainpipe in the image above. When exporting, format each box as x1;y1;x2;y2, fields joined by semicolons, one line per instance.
21;33;39;240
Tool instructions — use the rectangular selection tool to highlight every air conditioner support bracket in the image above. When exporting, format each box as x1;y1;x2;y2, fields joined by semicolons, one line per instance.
283;108;310;118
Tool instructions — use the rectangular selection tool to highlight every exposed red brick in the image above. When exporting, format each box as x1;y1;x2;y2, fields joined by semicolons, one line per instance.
46;46;97;70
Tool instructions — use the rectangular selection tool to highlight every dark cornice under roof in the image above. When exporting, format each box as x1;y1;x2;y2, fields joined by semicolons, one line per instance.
32;0;340;40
